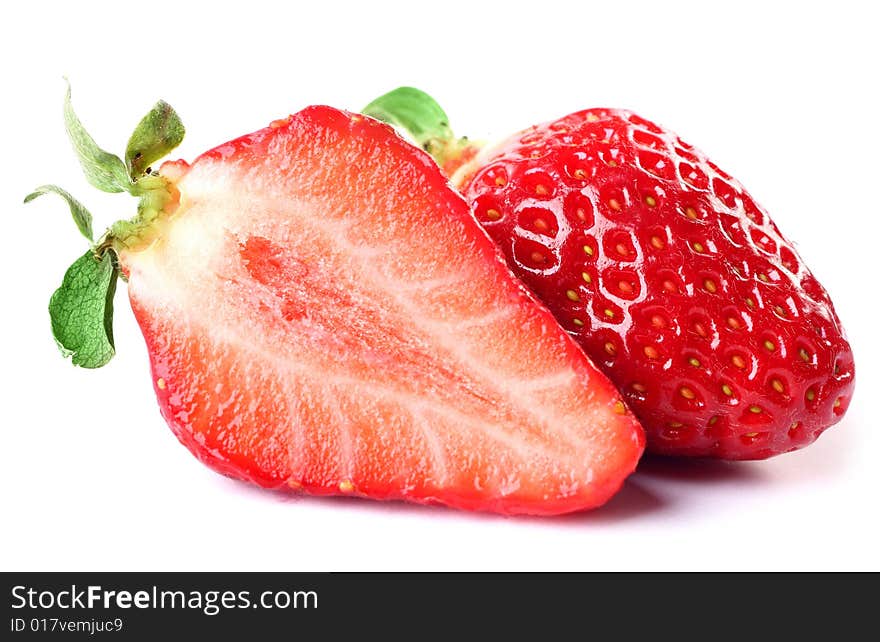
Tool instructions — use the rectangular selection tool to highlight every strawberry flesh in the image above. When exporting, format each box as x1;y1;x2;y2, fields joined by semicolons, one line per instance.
455;109;854;459
121;107;644;515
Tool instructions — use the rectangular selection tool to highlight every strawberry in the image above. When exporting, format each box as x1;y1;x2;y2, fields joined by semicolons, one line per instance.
26;85;643;515
364;88;855;459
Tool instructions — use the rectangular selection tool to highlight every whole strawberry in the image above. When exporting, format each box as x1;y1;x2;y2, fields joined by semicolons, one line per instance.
365;88;855;459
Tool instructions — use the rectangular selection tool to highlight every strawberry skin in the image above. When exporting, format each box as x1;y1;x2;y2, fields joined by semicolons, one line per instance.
454;109;854;459
120;107;644;515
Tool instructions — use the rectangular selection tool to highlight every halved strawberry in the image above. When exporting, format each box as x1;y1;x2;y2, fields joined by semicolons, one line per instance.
28;88;643;515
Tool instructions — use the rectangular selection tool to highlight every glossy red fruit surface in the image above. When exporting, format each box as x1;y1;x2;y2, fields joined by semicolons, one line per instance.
456;109;854;459
121;107;644;514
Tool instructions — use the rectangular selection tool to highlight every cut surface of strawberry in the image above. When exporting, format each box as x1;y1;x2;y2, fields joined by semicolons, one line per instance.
32;91;643;515
364;88;855;460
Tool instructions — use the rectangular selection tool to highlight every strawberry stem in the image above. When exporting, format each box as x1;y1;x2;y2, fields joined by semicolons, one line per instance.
362;87;481;175
106;174;178;252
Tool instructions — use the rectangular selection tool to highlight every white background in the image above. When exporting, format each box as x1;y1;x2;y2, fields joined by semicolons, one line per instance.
2;0;877;571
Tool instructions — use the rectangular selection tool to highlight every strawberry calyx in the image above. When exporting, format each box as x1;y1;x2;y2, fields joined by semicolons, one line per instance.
362;86;481;175
24;82;185;367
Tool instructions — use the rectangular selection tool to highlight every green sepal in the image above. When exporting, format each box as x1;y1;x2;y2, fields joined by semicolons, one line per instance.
125;100;185;179
49;250;119;368
32;83;190;369
63;81;131;193
362;86;456;151
24;185;94;241
362;87;480;170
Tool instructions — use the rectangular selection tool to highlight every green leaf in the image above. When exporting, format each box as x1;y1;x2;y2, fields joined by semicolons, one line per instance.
362;87;481;170
24;185;94;241
362;87;456;150
125;100;185;179
63;81;131;193
49;250;119;368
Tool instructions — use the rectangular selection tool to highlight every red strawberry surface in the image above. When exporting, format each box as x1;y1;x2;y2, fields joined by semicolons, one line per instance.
364;90;855;459
38;96;644;515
